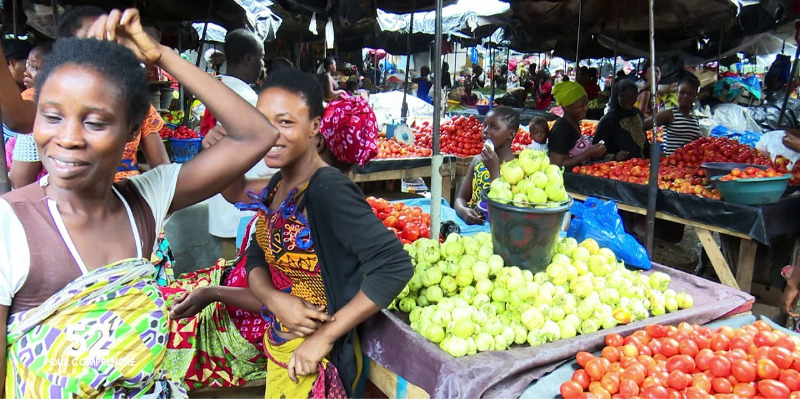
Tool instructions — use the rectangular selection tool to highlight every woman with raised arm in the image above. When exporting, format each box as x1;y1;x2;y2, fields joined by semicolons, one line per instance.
0;9;277;398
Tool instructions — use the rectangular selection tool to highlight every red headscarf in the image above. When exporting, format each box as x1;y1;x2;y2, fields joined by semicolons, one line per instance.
319;94;378;167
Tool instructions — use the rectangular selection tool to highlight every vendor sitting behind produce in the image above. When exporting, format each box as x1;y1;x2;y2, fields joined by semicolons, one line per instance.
654;75;702;155
549;81;606;167
593;79;650;161
455;106;519;225
460;81;478;106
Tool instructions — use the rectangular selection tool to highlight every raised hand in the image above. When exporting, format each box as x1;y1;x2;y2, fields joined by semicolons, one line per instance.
83;8;163;64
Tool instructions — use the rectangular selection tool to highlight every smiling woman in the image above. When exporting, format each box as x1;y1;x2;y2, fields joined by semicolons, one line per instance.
0;8;278;398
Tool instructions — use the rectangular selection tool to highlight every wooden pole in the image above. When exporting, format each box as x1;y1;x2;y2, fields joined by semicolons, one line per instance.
645;0;660;254
430;0;443;241
183;0;215;126
401;1;415;120
575;0;583;67
0;0;21;194
778;44;800;127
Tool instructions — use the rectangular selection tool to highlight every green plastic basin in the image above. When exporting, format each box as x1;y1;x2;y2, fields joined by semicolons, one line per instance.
712;175;790;205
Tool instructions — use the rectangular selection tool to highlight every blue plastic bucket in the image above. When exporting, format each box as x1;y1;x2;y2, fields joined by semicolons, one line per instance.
169;138;202;163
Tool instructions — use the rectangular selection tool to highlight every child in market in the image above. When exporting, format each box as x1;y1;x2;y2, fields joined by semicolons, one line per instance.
528;117;550;153
454;106;519;225
460;81;478;106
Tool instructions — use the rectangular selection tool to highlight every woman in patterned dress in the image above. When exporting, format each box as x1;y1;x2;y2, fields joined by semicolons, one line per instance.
454;107;520;225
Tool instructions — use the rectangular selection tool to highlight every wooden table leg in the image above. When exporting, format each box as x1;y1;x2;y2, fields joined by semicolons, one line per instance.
368;358;430;399
736;239;758;294
695;228;740;290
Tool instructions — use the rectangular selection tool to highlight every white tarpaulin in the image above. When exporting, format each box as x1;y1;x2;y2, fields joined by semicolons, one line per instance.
369;91;434;127
376;0;509;35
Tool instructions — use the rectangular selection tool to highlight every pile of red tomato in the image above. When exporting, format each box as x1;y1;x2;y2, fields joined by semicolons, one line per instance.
572;159;722;199
769;156;800;186
667;137;771;169
376;137;432;159
512;128;533;153
366;196;431;244
560;321;800;399
159;126;174;140
720;167;785;182
172;126;201;139
413;122;433;149
440;116;485;157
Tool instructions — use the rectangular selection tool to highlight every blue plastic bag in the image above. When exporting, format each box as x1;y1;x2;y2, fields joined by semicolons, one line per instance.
567;197;652;270
709;125;762;148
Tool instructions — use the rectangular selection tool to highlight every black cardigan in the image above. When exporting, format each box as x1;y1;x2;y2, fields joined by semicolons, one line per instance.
246;167;413;395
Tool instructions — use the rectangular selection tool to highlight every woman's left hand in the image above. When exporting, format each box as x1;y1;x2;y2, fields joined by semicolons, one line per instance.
287;333;334;383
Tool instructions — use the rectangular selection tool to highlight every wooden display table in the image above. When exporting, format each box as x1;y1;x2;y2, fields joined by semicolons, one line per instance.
348;157;458;203
564;173;800;293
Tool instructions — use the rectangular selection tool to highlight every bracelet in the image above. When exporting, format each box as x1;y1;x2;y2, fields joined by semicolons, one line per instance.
261;305;271;322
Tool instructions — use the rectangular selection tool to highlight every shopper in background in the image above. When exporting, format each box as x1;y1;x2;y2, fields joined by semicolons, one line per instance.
441;61;452;89
412;65;433;104
549;81;605;167
321;56;345;101
201;28;276;260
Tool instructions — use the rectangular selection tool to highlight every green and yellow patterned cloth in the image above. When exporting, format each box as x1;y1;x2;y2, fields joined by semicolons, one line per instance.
5;258;182;398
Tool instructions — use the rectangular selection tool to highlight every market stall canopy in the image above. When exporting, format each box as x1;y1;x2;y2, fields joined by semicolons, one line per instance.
191;1;283;42
506;0;739;42
50;0;249;30
376;0;510;35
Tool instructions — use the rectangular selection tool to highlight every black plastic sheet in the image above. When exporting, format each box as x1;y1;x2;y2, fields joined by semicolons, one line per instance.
563;173;800;244
354;156;458;174
362;264;753;399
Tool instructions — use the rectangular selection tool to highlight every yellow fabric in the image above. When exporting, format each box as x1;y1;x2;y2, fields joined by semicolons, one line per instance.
265;337;323;399
552;81;587;107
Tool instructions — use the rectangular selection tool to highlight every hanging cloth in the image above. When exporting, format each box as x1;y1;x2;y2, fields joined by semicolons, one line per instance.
326;18;335;49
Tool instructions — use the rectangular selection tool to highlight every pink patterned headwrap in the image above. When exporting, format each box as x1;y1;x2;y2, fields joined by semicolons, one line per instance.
319;94;378;167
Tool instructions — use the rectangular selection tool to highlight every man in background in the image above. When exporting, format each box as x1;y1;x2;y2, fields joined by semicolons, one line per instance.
202;29;275;259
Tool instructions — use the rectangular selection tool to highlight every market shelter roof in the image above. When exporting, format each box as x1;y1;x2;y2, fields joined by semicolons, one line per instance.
60;0;248;31
506;0;739;40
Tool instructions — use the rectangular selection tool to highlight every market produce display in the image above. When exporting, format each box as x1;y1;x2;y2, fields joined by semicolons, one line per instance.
667;137;771;168
548;120;598;137
168;125;200;139
559;320;800;399
412;121;433;149
512;128;533;153
574;158;722;199
487;150;569;206
392;233;693;358
159;126;174;140
440;116;487;157
367;196;431;244
163;110;184;125
581;121;598;138
376;136;433;158
719;167;786;181
647;130;664;143
771;156;800;185
571;137;786;200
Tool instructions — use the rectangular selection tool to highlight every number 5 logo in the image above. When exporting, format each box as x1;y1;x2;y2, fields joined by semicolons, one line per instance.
63;325;87;357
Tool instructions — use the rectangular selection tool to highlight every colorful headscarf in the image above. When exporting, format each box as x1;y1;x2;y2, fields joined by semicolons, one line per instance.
552;81;587;107
320;94;378;167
